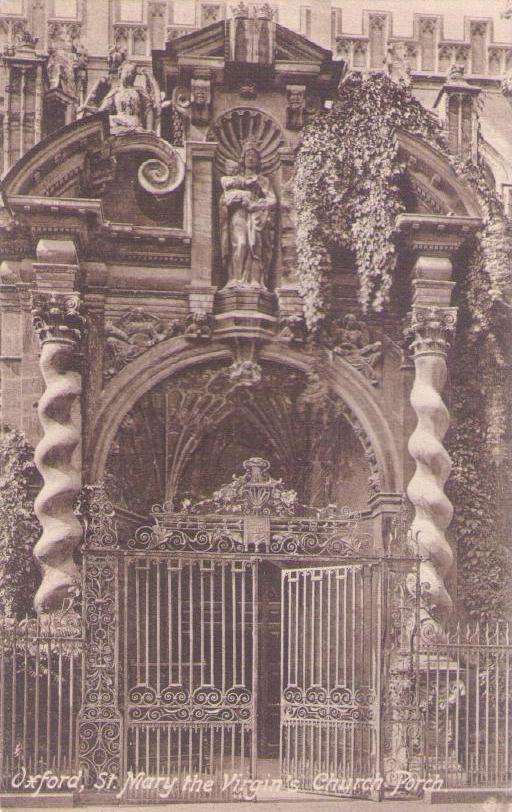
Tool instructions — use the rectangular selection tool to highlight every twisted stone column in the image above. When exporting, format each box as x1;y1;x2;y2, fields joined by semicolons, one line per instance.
31;292;84;614
407;304;457;628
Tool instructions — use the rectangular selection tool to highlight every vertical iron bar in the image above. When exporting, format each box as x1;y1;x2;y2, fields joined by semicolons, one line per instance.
167;563;172;686
210;565;214;686
251;563;258;779
189;562;194;693
123;557;129;780
221;563;226;693
57;636;63;772
145;562;150;686
280;570;285;778
46;637;51;767
200;562;205;686
34;620;40;770
135;562;141;684
156;561;161;694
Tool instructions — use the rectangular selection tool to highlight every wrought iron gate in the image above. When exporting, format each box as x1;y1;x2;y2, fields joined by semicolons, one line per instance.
77;469;420;801
122;556;257;781
280;564;382;794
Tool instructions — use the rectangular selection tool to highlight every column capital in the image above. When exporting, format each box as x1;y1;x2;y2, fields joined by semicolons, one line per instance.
31;291;85;347
409;305;458;358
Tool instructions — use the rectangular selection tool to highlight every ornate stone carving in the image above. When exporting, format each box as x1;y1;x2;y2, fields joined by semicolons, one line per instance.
32;292;84;345
47;47;78;98
31;292;84;614
409;306;457;356
48;21;82;49
169;85;191;145
228;358;262;386
183;312;214;340
80;61;161;135
72;40;88;105
325;313;382;386
137;143;185;195
208;108;284;174
285;84;305;130
407;304;457;627
219;140;277;290
278;314;307;345
99;61;159;134
82;141;116;196
239;77;257;98
191;76;212;125
104;309;170;380
107;42;127;75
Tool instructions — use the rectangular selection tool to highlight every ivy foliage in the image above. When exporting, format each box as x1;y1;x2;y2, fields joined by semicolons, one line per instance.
294;71;512;620
294;72;443;331
0;428;40;618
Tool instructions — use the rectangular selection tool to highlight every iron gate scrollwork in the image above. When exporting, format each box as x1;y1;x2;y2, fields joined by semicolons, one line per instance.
280;564;382;795
76;462;423;800
77;485;123;788
122;556;257;780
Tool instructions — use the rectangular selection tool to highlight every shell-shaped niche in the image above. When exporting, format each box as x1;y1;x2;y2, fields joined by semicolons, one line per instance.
207;108;285;174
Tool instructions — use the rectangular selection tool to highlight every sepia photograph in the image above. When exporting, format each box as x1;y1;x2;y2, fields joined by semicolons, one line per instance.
0;0;511;810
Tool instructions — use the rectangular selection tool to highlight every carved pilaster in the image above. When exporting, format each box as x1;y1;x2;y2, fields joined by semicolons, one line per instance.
407;303;457;629
31;289;84;614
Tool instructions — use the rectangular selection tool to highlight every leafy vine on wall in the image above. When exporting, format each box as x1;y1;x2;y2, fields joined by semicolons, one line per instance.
294;72;512;620
0;428;40;618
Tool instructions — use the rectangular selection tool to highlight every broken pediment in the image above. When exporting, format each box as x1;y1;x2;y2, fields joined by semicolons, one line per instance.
0;113;189;266
154;14;341;92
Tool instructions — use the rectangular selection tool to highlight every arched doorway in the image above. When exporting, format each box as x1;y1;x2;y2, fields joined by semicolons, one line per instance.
79;347;408;799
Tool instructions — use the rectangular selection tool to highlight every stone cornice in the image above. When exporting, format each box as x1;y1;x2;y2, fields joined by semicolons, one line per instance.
395;213;481;258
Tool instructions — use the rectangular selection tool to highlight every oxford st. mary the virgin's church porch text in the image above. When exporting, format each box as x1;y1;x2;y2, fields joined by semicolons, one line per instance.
0;0;511;804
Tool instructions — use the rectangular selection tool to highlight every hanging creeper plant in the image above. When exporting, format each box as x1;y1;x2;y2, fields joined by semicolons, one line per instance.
294;71;512;620
294;72;444;332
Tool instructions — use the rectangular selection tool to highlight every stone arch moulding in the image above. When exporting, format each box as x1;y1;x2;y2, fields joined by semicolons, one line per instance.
396;130;482;217
86;338;402;499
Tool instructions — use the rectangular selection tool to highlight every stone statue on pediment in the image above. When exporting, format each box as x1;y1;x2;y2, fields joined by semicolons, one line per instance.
79;61;162;135
100;61;153;134
219;141;277;289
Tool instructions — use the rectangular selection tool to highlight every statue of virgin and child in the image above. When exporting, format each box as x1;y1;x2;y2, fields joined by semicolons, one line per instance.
219;141;277;290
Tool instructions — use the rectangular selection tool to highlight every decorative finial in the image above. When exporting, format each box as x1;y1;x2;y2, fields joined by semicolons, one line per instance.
256;3;274;19
231;1;250;18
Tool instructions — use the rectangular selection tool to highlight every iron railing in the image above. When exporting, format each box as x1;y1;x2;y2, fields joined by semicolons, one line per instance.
0;609;510;796
0;610;82;791
418;622;512;788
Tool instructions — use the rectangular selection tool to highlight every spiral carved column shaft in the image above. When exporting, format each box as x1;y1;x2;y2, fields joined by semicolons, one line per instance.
31;291;84;614
407;303;457;625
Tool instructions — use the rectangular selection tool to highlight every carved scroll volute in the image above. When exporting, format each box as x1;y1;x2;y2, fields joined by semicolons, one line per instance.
31;291;85;614
407;304;457;631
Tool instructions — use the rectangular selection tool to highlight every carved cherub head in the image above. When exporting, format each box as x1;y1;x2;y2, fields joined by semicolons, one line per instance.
224;158;241;176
